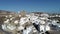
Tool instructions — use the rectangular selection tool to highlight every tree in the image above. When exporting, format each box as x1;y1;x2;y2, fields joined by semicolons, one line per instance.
20;10;26;17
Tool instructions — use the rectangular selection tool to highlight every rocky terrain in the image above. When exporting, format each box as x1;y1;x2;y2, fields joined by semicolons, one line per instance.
0;10;60;34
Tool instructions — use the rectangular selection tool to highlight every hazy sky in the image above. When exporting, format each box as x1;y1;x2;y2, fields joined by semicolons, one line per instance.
0;0;60;13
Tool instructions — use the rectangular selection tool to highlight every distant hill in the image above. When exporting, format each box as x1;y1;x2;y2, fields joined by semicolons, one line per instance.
32;12;45;14
0;10;16;17
0;10;11;13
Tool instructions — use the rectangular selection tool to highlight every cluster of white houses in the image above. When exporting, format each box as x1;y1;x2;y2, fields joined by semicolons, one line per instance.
1;11;60;34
